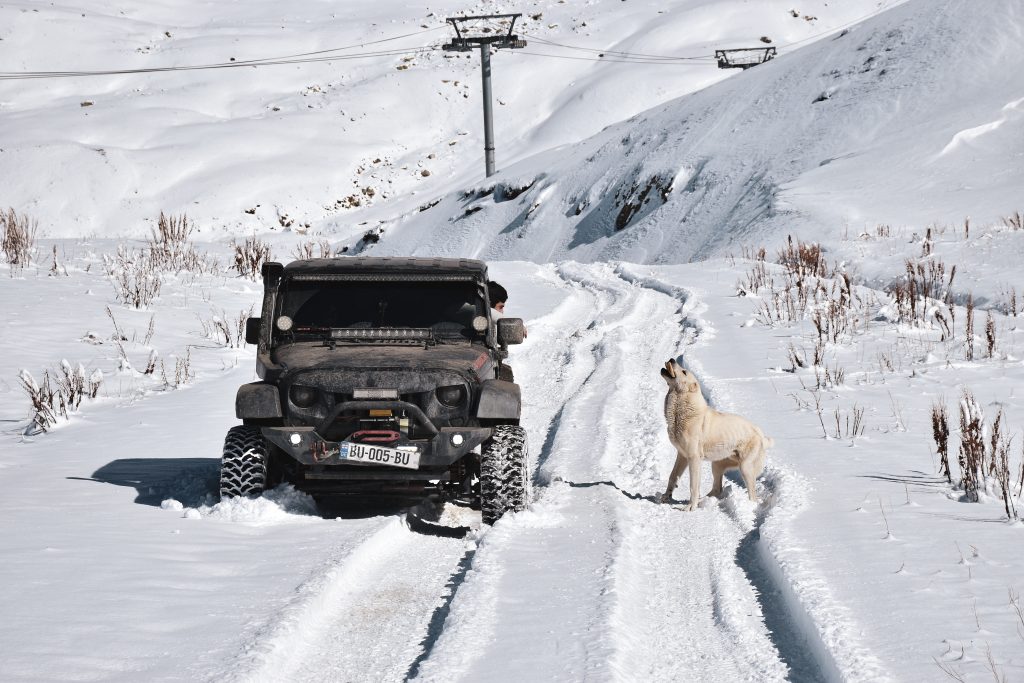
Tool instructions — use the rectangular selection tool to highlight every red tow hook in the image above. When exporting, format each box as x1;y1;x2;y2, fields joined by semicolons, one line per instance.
350;430;401;443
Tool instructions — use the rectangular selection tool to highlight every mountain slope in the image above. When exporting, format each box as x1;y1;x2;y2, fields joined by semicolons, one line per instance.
367;0;1023;263
0;0;893;238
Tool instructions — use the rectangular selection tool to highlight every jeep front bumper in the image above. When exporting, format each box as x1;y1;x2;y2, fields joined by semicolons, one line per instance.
260;425;491;471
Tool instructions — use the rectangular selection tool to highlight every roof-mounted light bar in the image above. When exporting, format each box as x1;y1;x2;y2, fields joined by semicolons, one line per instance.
290;273;478;282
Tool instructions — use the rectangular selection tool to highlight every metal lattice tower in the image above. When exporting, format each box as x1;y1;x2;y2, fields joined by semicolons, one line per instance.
442;14;527;177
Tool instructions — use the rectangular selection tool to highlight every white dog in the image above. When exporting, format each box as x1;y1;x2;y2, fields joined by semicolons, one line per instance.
659;359;771;510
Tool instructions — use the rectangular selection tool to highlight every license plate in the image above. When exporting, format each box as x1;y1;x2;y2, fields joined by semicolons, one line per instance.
337;441;420;469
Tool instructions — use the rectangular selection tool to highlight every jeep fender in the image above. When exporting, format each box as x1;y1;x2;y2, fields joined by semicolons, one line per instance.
476;379;521;420
235;382;283;420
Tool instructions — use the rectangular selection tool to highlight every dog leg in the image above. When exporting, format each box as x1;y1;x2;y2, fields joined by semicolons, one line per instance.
661;452;688;503
687;450;702;511
709;458;735;497
738;449;761;503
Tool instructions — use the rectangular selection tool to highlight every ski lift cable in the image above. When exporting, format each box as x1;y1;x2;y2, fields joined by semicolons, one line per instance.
511;50;715;65
0;47;440;80
0;27;444;80
0;4;901;83
230;25;446;63
525;34;712;62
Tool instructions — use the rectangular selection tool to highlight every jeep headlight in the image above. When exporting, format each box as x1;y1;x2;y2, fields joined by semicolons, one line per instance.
436;384;467;407
289;385;319;408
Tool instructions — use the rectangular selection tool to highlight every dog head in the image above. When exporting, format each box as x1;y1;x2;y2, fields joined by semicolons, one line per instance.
660;359;700;394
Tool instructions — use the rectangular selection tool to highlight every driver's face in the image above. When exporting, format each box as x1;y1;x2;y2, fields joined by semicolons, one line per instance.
494;301;505;313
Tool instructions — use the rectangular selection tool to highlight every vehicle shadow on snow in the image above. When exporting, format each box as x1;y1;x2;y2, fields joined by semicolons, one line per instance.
73;458;220;507
314;497;475;538
76;460;474;534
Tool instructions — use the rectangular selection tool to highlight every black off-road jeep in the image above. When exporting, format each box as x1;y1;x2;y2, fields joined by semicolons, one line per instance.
220;257;528;524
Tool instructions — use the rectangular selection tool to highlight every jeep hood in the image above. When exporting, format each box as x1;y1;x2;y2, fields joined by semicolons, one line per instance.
271;343;492;390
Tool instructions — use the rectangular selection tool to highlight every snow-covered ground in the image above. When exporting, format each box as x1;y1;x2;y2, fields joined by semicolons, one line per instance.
3;0;1024;681
4;240;1024;681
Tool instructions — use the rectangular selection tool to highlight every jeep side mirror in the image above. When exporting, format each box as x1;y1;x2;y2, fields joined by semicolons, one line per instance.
245;317;262;345
497;318;526;345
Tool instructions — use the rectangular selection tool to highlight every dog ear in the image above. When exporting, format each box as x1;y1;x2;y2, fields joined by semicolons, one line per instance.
689;382;699;393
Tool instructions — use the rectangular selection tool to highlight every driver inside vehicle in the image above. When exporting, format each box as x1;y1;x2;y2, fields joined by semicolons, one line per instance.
488;281;508;315
488;280;521;381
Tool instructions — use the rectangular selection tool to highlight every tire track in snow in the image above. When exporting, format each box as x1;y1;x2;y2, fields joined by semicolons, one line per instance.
227;518;469;683
229;265;612;683
563;264;786;681
412;263;786;681
621;266;889;683
409;264;633;682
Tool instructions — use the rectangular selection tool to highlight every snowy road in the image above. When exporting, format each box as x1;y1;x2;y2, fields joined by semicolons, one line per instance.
410;263;790;682
2;262;852;682
228;263;811;682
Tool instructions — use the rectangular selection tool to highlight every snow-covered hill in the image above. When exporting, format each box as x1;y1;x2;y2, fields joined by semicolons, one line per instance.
1;0;892;239
366;0;1024;263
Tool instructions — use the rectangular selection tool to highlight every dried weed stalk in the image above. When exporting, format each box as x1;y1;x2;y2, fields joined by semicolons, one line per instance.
232;236;272;280
886;259;955;337
965;294;975;361
958;389;984;502
832;404;865;439
104;247;162;308
147;212;218;274
2;208;38;273
292;239;335;261
161;351;195;388
932;400;951;483
777;235;830;279
920;227;933;258
199;307;253;348
1002;211;1023;231
738;259;771;296
18;363;103;434
985;311;996;359
1002;286;1018;317
48;245;68;277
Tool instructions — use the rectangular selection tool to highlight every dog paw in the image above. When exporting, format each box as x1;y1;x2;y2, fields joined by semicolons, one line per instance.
659;493;673;504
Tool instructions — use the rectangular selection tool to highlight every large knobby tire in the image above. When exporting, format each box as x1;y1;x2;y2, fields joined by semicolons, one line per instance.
480;425;529;525
220;425;269;499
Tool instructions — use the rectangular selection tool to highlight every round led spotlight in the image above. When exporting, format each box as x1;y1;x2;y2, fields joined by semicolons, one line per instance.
472;316;489;333
290;385;318;408
436;385;466;407
276;315;293;332
289;433;302;445
451;434;465;446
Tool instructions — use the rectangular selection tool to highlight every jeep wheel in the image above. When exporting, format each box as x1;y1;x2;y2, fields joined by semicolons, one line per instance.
220;426;269;499
480;425;528;525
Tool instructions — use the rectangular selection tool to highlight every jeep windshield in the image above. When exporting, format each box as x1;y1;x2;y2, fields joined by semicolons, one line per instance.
274;277;486;343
